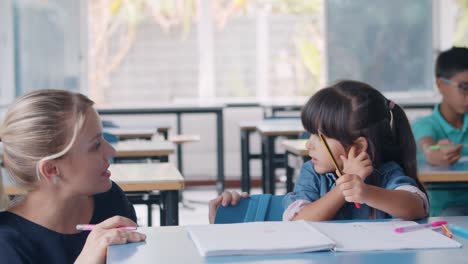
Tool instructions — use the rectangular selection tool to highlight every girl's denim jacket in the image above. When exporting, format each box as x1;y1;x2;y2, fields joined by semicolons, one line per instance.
283;161;426;220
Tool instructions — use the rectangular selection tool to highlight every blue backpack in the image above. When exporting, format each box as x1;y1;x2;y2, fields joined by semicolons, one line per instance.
214;194;285;224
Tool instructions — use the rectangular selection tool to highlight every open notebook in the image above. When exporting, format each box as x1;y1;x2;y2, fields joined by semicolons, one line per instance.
186;220;461;257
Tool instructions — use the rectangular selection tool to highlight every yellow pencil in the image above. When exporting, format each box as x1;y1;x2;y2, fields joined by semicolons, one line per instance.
318;132;360;208
441;224;453;238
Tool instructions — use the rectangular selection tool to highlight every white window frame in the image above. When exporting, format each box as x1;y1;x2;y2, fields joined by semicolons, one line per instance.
0;0;16;109
80;0;88;96
197;0;215;99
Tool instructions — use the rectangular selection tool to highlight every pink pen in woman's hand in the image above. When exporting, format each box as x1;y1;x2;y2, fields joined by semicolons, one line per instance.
76;224;138;231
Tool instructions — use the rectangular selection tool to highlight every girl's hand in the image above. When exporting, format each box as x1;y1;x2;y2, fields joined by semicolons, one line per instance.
208;191;249;224
75;216;146;264
340;146;373;180
336;174;369;204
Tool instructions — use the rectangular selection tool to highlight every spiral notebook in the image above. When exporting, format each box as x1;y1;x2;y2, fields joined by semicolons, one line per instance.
186;220;461;257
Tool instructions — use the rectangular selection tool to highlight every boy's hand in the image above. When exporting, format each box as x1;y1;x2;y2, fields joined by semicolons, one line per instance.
208;191;249;224
340;146;373;180
424;139;462;165
336;174;369;204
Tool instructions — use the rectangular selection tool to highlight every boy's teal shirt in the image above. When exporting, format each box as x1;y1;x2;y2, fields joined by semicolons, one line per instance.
412;104;468;216
412;104;468;156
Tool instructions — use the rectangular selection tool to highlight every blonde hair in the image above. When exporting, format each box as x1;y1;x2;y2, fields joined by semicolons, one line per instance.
0;89;94;210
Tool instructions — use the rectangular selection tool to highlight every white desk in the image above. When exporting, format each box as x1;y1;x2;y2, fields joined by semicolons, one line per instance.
107;216;468;264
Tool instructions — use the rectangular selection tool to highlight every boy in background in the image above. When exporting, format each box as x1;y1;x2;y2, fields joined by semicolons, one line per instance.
412;46;468;216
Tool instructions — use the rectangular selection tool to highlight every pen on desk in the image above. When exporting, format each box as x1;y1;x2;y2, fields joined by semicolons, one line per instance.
76;224;138;231
394;220;447;233
441;224;453;238
448;225;468;239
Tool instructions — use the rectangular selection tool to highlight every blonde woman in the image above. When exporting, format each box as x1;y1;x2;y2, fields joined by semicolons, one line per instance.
0;90;145;263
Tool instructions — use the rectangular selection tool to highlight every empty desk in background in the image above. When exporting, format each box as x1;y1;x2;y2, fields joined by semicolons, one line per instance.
112;140;175;162
282;139;310;192
104;127;164;141
111;163;184;226
112;140;176;226
239;121;261;194
107;216;468;264
98;104;225;194
257;119;304;194
240;119;304;194
3;163;184;226
259;99;304;118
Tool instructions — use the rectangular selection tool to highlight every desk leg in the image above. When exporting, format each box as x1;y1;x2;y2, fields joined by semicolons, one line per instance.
160;190;179;226
160;155;169;163
216;110;225;194
263;135;276;194
147;200;153;227
159;129;168;140
240;129;251;193
176;113;183;174
261;137;266;193
285;151;294;193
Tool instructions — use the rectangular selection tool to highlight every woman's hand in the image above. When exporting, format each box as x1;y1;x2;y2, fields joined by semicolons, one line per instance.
336;174;369;204
74;216;146;264
208;191;249;224
340;146;373;179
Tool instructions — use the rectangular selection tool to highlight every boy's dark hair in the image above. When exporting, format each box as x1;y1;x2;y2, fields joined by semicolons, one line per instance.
435;47;468;79
301;80;425;193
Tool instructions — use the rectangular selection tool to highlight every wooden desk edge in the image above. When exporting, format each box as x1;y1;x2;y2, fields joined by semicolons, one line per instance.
418;172;468;183
259;130;304;136
114;149;175;157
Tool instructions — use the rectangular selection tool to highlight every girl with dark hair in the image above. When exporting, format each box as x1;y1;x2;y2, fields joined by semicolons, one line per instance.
208;80;428;223
283;80;428;221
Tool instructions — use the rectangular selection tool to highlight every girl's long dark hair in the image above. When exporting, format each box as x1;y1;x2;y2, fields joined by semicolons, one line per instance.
301;80;425;193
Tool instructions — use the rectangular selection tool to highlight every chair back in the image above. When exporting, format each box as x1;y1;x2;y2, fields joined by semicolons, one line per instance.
214;194;285;224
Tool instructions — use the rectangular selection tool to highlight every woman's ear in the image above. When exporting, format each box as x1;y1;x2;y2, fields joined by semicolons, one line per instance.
38;160;60;182
353;137;368;154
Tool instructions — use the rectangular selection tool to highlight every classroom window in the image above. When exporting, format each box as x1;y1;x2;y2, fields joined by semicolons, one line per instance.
87;0;324;105
212;1;324;98
11;0;82;96
451;0;468;47
3;0;468;107
326;0;433;94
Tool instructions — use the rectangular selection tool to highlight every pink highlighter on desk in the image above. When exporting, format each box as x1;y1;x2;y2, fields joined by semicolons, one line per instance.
394;221;447;233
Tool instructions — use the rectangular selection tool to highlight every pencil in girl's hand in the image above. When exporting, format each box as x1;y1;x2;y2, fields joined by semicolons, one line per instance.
318;132;360;209
76;224;138;231
318;132;343;175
